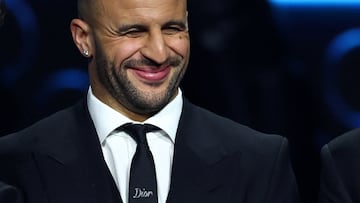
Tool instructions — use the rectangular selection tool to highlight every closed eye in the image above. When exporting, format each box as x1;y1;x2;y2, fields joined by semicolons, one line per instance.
162;21;187;35
163;26;184;35
117;25;147;38
124;29;146;37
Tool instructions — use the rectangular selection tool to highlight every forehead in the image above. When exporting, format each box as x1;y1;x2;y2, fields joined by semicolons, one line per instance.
98;0;187;20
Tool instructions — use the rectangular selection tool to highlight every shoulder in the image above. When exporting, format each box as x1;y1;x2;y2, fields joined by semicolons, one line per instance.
320;128;360;181
324;128;360;155
182;99;287;154
321;128;360;159
0;101;84;153
320;130;360;201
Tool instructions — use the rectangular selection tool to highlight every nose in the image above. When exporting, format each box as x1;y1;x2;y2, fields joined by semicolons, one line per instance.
140;30;169;65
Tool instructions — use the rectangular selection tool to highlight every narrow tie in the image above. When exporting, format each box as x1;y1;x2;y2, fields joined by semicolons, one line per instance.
120;123;159;203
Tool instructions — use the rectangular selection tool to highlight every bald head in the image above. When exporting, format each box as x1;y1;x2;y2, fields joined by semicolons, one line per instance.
77;0;97;20
77;0;187;23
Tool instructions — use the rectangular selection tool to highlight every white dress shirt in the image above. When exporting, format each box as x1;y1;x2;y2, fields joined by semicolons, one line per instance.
87;87;183;203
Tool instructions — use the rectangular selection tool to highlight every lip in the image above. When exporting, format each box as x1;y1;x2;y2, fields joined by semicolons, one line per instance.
130;66;171;83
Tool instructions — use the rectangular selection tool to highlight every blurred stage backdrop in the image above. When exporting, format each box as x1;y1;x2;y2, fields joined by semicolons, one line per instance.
2;0;360;202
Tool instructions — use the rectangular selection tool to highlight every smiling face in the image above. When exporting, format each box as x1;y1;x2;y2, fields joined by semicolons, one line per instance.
71;0;190;121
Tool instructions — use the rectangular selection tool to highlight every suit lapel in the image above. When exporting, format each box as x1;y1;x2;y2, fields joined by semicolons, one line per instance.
167;99;242;203
74;100;123;203
33;100;122;203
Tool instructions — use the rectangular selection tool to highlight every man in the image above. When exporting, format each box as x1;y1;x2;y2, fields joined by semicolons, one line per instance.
319;128;360;203
0;0;299;202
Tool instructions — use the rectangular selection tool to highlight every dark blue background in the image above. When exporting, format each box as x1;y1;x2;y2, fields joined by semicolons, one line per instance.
2;0;360;202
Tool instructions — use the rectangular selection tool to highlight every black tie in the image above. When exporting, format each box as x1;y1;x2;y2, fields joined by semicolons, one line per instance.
120;123;159;203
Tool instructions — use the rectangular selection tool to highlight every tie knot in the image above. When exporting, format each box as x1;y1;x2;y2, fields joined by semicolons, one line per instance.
120;123;159;144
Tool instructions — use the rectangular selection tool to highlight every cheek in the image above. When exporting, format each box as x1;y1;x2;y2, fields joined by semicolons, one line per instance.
168;34;190;58
109;40;144;66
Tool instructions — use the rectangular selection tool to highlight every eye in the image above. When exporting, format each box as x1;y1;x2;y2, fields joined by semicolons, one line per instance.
117;25;147;38
123;29;145;38
162;21;187;35
163;26;184;35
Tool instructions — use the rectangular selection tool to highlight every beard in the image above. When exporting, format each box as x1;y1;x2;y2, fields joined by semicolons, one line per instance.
94;45;187;116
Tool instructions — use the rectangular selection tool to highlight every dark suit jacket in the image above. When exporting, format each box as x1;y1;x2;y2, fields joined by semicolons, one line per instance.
319;128;360;203
0;98;299;203
0;181;23;203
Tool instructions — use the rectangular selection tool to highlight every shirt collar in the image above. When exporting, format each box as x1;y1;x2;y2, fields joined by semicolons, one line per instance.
87;87;183;144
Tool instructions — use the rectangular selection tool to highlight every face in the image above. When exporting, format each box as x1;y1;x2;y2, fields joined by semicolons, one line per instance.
82;0;189;120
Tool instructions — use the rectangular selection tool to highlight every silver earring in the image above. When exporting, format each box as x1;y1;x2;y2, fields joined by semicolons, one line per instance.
83;50;89;57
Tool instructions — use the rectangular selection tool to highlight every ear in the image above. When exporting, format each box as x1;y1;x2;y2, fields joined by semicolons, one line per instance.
70;18;93;58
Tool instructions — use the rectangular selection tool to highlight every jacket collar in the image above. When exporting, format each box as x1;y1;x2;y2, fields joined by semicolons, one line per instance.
43;98;241;203
37;99;123;203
